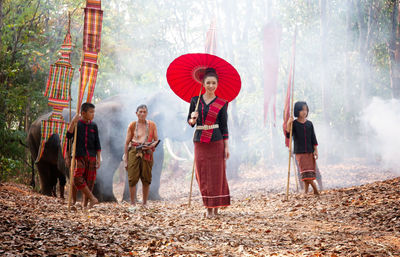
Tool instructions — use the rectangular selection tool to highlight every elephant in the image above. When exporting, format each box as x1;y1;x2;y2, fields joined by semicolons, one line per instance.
28;93;193;202
28;113;68;197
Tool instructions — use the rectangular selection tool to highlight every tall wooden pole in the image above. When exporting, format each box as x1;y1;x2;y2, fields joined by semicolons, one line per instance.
188;87;203;207
292;155;299;192
67;85;82;211
68;11;72;134
67;13;84;210
285;27;297;201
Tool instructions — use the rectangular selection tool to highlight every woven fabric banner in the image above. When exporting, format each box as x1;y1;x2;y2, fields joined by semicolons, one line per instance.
36;120;69;163
37;25;75;163
78;62;98;105
83;50;98;64
57;32;73;65
45;65;74;101
77;0;103;109
86;0;101;10
83;7;103;52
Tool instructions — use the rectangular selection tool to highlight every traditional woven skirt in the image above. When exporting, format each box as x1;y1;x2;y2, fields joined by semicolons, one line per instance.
194;140;230;208
295;153;316;181
74;156;97;190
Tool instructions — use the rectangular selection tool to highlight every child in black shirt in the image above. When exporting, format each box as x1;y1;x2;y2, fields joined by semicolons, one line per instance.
286;101;319;195
67;102;101;208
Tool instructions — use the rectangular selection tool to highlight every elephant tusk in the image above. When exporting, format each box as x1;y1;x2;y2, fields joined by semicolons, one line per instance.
165;138;187;161
183;141;194;160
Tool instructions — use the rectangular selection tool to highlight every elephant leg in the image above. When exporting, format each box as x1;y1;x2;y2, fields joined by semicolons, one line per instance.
30;157;35;188
122;172;131;202
58;174;66;199
315;163;323;191
148;146;164;200
50;164;61;197
36;161;56;196
93;156;118;202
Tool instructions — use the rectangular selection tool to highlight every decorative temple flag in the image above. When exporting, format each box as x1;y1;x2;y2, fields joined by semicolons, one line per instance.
205;20;216;55
86;0;101;10
79;62;98;104
83;0;103;53
283;63;293;148
36;120;69;162
77;0;103;108
36;22;74;162
282;29;297;148
263;21;282;126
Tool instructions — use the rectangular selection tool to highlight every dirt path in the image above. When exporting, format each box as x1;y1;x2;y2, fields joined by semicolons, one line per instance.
1;174;399;256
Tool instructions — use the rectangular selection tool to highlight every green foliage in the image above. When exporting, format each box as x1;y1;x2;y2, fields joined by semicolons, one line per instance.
0;0;82;179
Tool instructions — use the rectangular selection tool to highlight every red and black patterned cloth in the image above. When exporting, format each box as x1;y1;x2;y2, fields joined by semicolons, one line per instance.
187;96;228;142
194;140;230;208
74;156;97;190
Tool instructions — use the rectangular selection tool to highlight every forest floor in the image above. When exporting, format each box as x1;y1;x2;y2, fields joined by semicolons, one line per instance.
1;162;400;256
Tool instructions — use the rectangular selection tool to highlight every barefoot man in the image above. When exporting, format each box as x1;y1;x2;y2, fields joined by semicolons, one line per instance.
124;104;159;206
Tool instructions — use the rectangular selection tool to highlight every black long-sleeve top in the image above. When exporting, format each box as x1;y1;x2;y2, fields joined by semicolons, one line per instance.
286;120;318;154
67;120;101;157
187;96;229;142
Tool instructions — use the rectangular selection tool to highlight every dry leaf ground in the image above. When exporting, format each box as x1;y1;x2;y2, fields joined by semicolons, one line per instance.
1;162;399;256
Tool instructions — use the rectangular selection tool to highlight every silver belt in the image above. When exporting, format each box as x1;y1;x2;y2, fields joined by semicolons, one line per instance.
196;124;219;130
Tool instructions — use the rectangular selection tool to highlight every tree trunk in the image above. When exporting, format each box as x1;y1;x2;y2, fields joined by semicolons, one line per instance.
219;0;243;178
389;0;400;98
344;0;353;142
0;0;3;51
319;0;329;121
356;0;374;104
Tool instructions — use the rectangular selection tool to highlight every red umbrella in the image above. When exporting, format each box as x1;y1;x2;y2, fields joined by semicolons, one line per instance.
166;53;241;103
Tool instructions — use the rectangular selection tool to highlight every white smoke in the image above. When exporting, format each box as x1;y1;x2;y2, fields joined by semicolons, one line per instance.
361;97;400;173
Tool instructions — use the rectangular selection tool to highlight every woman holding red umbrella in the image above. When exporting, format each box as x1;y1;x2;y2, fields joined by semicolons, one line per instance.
167;53;241;218
188;68;230;217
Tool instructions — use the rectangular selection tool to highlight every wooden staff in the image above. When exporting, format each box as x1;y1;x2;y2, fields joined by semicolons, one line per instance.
67;18;84;211
67;82;82;211
188;86;203;207
68;12;72;153
285;27;297;201
292;154;299;192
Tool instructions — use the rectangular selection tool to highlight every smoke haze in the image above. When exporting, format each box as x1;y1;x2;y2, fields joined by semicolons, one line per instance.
62;0;399;199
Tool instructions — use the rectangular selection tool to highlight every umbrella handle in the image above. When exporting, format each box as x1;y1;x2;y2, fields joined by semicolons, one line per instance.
194;86;202;112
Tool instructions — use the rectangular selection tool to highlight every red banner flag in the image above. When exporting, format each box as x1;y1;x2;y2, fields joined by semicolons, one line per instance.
205;20;217;54
282;29;297;147
263;21;282;126
283;63;293;147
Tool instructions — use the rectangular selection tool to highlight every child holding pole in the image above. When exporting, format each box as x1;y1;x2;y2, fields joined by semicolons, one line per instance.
286;101;319;195
67;102;101;208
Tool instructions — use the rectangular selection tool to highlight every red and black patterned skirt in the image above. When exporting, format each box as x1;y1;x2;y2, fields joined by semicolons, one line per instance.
194;140;230;208
74;156;97;190
295;153;316;181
